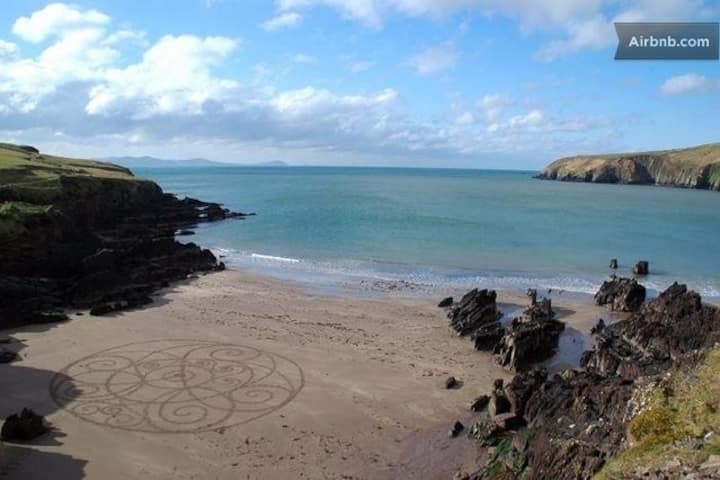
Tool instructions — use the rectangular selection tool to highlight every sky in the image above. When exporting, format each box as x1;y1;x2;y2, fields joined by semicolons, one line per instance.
0;1;718;169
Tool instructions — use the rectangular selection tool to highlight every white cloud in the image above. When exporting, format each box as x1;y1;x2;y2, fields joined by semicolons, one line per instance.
86;35;239;118
0;3;606;167
0;40;18;57
509;109;543;127
271;87;397;117
260;12;303;31
407;44;457;76
660;73;719;96
277;0;711;59
478;93;510;123
348;60;375;72
0;5;126;112
455;111;475;125
292;53;318;64
12;3;110;43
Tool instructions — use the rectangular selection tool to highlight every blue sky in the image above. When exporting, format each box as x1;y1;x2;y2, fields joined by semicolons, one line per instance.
0;1;718;168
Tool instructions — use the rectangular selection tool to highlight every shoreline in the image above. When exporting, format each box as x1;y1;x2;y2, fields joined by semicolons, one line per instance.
0;267;609;480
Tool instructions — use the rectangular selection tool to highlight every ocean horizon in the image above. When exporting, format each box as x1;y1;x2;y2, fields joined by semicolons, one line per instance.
137;165;720;300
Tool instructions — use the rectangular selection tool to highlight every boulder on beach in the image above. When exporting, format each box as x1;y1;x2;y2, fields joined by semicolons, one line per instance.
438;296;453;308
594;277;646;312
1;408;48;441
445;376;460;389
446;288;502;336
449;421;465;438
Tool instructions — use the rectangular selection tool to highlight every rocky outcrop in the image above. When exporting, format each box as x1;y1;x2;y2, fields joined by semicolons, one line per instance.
447;289;502;336
536;142;720;191
583;282;720;378
0;144;251;327
594;276;646;312
493;315;565;371
465;283;720;480
443;290;564;372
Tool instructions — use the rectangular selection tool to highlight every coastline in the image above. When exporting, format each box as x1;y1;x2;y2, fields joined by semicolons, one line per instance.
0;267;608;480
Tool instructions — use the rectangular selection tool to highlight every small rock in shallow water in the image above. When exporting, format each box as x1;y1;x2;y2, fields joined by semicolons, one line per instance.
449;421;464;438
633;260;649;275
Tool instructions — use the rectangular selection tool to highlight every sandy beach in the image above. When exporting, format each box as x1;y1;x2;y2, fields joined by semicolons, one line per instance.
1;269;608;480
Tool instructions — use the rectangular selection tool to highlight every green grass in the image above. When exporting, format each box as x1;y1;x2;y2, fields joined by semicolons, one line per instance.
0;142;152;242
595;348;720;479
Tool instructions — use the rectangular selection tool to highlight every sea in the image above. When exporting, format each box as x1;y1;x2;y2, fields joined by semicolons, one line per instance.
134;166;720;300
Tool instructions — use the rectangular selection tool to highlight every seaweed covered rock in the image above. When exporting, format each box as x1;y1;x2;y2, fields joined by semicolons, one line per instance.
446;289;502;336
594;277;646;312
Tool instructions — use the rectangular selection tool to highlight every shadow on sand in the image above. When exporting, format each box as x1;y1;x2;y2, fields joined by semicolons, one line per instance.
1;331;87;479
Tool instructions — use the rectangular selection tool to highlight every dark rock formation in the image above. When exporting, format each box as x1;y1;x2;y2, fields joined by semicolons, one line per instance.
492;413;525;431
609;258;618;269
471;322;505;351
446;289;502;336
488;389;511;418
467;283;720;480
583;282;720;378
633;260;649;276
445;376;460;389
449;421;465;438
493;314;565;371
1;408;48;441
0;186;249;326
443;289;564;372
470;395;490;412
0;348;19;363
594;277;646;312
438;296;454;308
526;288;537;306
504;367;547;417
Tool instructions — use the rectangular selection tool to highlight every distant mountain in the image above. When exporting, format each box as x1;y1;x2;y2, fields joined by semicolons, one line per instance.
103;156;289;169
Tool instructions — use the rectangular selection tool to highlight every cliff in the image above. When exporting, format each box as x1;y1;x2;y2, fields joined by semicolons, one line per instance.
536;143;720;191
0;143;249;326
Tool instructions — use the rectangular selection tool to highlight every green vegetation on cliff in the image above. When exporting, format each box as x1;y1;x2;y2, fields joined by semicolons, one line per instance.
537;143;720;191
0;143;160;246
595;348;720;479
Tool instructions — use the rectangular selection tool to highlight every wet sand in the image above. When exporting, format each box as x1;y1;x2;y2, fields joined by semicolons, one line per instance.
0;269;608;480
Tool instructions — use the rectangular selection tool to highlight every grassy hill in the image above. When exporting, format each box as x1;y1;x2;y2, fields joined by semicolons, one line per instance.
0;143;161;256
537;143;720;191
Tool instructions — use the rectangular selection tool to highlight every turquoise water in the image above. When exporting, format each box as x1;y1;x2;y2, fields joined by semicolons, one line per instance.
136;167;720;298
